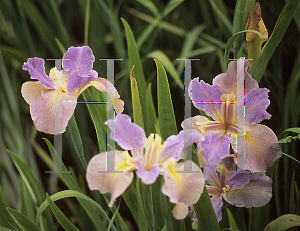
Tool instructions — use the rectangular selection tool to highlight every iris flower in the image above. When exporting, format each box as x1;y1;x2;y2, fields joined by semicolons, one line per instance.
201;156;272;222
184;60;281;173
86;114;205;219
21;46;124;134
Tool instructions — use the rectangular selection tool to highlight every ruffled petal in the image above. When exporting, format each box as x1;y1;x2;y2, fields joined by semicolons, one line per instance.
63;46;94;77
162;160;204;219
90;78;124;114
234;124;282;173
201;132;231;165
212;61;239;94
21;81;47;104
86;151;137;207
225;169;250;191
22;58;54;89
212;60;258;95
105;114;147;157
189;78;223;120
136;160;163;185
30;90;77;134
211;196;223;223
223;173;272;208
243;88;271;124
160;129;203;163
62;46;96;92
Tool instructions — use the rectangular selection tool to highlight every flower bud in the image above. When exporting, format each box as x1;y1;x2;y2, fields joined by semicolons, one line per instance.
245;2;268;62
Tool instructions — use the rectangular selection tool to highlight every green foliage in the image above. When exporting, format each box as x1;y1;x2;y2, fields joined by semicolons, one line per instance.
156;59;177;140
0;0;299;230
263;214;300;231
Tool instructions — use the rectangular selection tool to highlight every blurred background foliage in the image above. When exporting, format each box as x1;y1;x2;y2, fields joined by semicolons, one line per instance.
0;0;299;230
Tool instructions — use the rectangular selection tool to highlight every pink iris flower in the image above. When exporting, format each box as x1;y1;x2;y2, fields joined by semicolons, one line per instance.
200;156;272;223
183;60;281;173
86;114;205;219
21;46;124;134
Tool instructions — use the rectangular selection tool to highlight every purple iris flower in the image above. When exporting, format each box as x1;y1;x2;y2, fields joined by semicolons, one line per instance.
86;114;205;219
194;156;272;223
182;60;281;173
21;46;124;134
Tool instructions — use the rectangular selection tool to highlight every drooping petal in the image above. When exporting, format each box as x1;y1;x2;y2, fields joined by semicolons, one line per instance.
160;129;203;163
234;124;282;173
203;164;220;188
181;115;210;130
22;58;54;89
243;88;271;124
223;173;272;208
90;78;124;114
225;169;250;191
30;90;77;134
86;151;137;207
21;81;47;104
136;160;163;185
105;114;147;157
162;160;204;219
189;78;223;120
201;132;231;165
212;61;258;95
211;196;223;223
62;46;96;92
217;155;236;172
172;203;189;220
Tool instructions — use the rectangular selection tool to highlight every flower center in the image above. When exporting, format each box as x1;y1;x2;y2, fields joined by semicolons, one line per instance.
220;93;237;127
143;134;163;171
50;67;68;93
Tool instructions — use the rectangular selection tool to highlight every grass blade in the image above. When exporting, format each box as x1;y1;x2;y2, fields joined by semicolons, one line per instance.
121;18;147;117
289;171;296;214
136;179;150;231
7;208;40;231
130;65;144;129
7;150;53;230
226;208;239;231
43;138;108;230
147;50;183;89
46;194;80;231
155;59;177;140
145;83;157;136
68;115;87;170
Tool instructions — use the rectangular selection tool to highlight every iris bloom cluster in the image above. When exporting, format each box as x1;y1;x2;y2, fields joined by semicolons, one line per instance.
86;114;205;219
185;60;281;173
21;46;124;134
22;47;281;223
184;60;281;222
